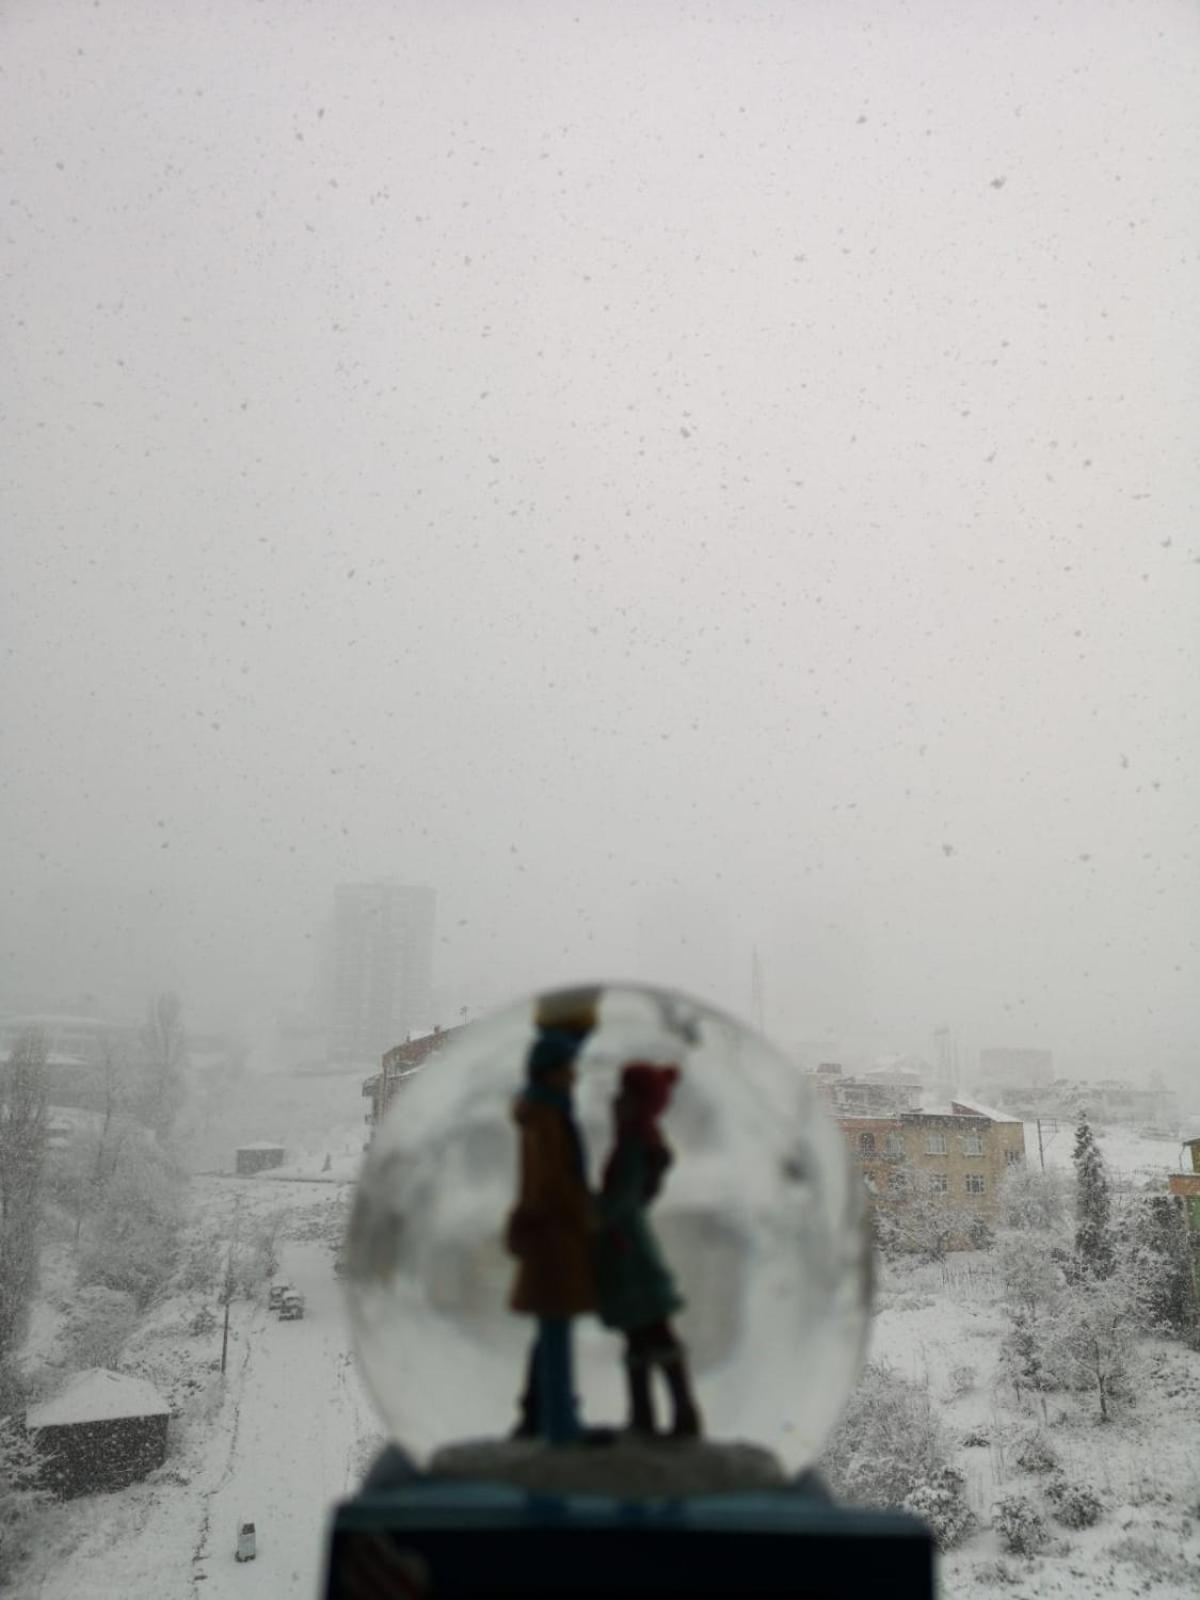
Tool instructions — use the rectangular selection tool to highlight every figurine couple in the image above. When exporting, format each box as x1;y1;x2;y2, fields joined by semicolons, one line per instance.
504;998;702;1446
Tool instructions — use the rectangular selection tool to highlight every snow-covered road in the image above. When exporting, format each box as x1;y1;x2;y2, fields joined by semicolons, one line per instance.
191;1241;377;1599
23;1232;378;1600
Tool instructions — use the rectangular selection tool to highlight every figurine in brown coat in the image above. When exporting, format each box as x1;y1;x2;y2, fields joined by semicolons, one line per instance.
508;1089;597;1318
505;1016;598;1443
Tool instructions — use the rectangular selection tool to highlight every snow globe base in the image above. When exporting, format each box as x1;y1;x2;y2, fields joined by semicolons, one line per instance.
428;1433;788;1497
325;1471;934;1599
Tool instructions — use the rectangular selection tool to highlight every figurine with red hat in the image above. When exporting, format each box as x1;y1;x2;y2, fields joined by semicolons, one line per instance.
595;1061;703;1440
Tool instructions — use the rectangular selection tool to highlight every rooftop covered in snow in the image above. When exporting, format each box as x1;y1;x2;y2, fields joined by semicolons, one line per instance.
26;1369;170;1429
949;1096;1022;1123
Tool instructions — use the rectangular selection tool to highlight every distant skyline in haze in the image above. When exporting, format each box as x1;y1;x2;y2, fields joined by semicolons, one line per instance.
2;1;1197;1080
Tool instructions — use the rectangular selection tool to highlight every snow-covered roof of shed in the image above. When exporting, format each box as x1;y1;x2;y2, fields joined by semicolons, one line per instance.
27;1369;170;1428
237;1141;285;1151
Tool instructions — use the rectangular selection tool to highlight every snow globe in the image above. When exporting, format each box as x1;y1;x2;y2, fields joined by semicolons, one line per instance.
339;979;876;1491
328;984;930;1599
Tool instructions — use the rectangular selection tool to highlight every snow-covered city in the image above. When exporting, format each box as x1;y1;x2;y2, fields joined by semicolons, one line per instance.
2;999;1198;1598
3;2;1197;1598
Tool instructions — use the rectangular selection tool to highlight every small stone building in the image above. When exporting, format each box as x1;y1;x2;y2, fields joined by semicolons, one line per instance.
26;1369;170;1498
235;1142;286;1175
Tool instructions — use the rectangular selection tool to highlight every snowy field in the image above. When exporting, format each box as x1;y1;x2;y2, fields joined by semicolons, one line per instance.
10;1117;1200;1599
1024;1119;1199;1190
869;1251;1200;1599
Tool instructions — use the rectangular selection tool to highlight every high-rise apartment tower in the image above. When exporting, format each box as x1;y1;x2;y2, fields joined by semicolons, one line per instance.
325;882;434;1067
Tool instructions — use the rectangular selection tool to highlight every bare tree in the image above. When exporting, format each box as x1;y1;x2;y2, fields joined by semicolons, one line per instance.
78;1128;184;1307
47;1041;136;1246
137;992;187;1142
0;1031;49;1360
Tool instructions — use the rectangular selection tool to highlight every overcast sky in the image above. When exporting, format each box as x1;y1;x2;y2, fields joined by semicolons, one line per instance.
3;0;1197;1075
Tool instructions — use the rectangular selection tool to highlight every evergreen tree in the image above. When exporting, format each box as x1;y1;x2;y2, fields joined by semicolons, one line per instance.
1072;1113;1113;1278
1119;1194;1198;1340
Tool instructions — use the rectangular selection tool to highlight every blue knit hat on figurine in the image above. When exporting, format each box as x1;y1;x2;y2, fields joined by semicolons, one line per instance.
341;981;875;1496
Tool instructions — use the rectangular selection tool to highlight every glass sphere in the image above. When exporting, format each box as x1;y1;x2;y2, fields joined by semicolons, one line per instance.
343;983;872;1476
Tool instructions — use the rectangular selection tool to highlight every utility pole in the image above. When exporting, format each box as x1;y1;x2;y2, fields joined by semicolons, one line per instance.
1036;1117;1046;1172
220;1194;242;1377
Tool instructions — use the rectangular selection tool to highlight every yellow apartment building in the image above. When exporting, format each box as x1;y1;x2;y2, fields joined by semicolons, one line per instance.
838;1097;1026;1226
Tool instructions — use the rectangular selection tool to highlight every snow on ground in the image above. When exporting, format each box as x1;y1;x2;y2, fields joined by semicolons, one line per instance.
13;1183;378;1600
187;1068;371;1179
192;1240;376;1599
866;1252;1200;1599
12;1114;1200;1600
1026;1121;1195;1190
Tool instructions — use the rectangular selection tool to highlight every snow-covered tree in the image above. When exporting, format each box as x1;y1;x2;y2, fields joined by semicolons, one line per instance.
136;991;187;1143
47;1042;136;1245
1042;1271;1137;1422
78;1127;184;1307
821;1360;947;1506
997;1163;1066;1232
0;1414;48;1584
225;1210;286;1300
1045;1476;1103;1529
1072;1114;1113;1278
995;1229;1068;1411
59;1285;138;1369
1117;1193;1197;1341
997;1231;1064;1322
873;1182;987;1262
992;1492;1048;1555
902;1466;975;1550
822;1363;974;1547
0;1031;49;1361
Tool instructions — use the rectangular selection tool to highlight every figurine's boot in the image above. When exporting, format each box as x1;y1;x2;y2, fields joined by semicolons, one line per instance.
660;1347;703;1440
624;1353;657;1436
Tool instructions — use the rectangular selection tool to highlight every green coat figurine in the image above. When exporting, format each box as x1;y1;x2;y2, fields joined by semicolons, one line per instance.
595;1062;702;1438
594;1135;683;1332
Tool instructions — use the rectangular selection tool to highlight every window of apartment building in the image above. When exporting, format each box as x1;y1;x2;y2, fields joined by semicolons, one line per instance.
961;1133;984;1156
887;1170;908;1192
1005;1147;1022;1166
965;1174;986;1195
858;1131;876;1155
884;1132;905;1156
927;1172;949;1194
926;1132;947;1155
